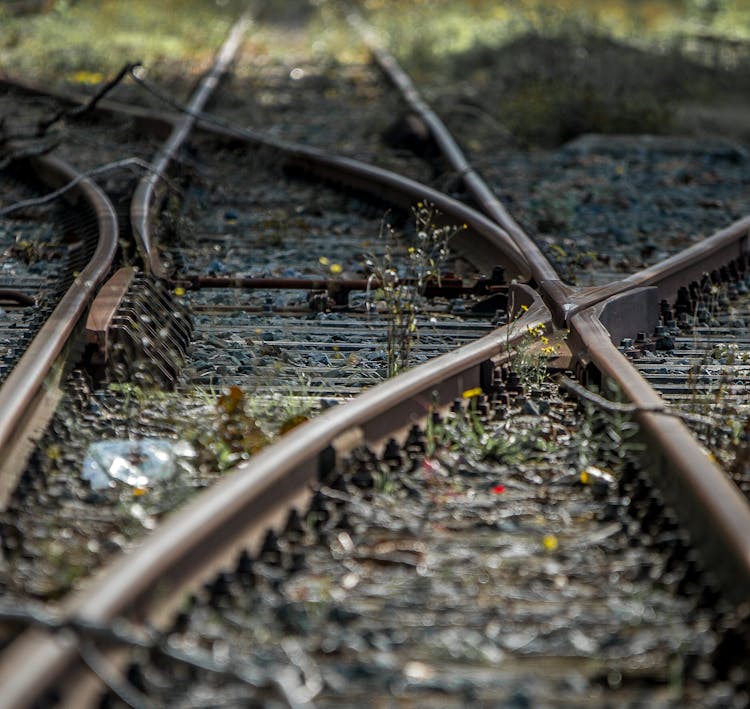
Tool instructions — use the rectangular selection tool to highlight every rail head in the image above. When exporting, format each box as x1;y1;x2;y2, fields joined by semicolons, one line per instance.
568;298;750;602
562;215;750;321
0;151;118;506
0;289;548;707
348;10;559;289
130;14;251;279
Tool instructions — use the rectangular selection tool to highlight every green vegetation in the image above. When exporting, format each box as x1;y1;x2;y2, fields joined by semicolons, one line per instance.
357;0;750;62
0;0;247;83
7;1;750;84
365;202;459;377
3;1;749;146
345;0;750;146
511;321;556;391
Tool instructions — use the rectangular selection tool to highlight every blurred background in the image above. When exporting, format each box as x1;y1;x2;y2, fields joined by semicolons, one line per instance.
2;0;749;145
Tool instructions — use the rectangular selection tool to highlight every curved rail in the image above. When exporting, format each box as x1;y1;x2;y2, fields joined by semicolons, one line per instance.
349;8;750;603
0;73;531;281
130;13;251;278
0;287;548;707
128;101;531;281
348;12;569;316
3;10;750;704
348;11;750;329
0;24;542;698
0;152;118;508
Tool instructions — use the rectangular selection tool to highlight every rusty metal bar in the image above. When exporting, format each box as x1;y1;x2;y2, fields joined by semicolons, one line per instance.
348;12;561;296
348;9;750;605
0;76;532;282
130;13;251;278
569;298;750;602
0;153;118;509
85;266;137;356
0;289;548;708
562;215;750;319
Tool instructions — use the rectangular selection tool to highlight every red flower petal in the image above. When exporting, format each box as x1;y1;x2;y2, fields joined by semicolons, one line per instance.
492;484;506;494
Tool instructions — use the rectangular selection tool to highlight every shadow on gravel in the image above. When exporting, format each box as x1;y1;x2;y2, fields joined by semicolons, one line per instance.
411;30;750;147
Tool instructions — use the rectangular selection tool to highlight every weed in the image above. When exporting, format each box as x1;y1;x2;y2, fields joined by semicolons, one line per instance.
573;380;643;474
365;202;462;377
506;306;557;391
426;393;534;466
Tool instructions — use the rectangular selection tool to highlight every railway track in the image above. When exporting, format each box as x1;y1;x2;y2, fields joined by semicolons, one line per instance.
0;4;749;707
0;151;118;510
0;168;82;384
630;283;750;499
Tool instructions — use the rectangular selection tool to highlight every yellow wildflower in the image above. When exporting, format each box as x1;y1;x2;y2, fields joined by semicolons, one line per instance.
174;286;186;297
329;263;343;275
462;387;483;399
319;256;330;266
542;534;559;551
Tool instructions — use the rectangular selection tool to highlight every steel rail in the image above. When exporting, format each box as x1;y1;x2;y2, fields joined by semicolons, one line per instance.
0;287;548;708
130;12;251;279
5;58;749;316
545;213;750;320
0;77;531;280
568;299;750;599
2;13;750;705
0;33;541;698
350;12;750;604
11;75;744;328
347;11;750;324
606;214;750;307
347;12;570;318
0;152;118;510
0;10;523;704
126;106;532;280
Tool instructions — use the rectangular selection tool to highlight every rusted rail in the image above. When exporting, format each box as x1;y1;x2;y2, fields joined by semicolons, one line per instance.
2;7;750;707
568;299;750;596
130;13;251;279
0;152;118;510
0;13;539;698
348;11;572;321
0;286;548;708
0;73;531;283
354;12;750;603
